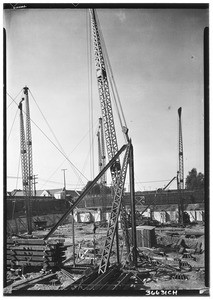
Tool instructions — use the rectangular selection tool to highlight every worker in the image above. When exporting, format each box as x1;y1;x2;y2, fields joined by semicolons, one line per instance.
93;222;97;234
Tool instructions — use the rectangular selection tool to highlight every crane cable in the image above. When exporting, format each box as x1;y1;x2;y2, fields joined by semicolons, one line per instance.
11;154;21;221
7;89;23;109
75;121;99;191
7;107;18;143
40;119;99;191
27;89;87;185
15;154;21;190
29;89;67;158
7;90;88;185
7;90;24;142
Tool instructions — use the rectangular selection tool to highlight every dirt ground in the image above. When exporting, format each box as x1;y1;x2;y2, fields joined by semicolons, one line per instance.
5;222;208;293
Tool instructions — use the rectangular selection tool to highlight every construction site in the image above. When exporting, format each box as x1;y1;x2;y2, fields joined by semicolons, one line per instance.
4;6;209;296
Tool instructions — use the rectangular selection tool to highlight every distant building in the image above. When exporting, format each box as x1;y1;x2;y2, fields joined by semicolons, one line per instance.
9;188;80;199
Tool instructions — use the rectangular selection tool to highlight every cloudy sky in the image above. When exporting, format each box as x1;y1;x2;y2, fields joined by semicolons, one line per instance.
4;6;208;192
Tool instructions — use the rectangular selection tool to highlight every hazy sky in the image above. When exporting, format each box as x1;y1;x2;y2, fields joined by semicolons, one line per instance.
4;7;208;192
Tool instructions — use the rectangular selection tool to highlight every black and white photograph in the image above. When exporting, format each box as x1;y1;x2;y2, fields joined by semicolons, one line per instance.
3;3;209;296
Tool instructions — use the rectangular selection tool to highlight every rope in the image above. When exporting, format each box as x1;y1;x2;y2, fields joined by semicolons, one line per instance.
29;89;67;157
39;122;97;190
7;107;18;142
7;90;22;109
75;122;99;191
26;89;88;184
15;154;21;190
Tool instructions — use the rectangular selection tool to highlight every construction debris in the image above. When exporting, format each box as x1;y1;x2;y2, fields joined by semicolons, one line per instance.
7;238;67;272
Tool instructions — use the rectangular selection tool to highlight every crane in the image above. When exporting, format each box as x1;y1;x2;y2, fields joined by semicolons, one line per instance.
89;9;136;272
18;87;33;234
44;9;137;273
177;107;184;224
177;107;184;190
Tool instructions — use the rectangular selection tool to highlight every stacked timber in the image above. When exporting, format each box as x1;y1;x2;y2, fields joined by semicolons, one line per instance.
7;238;67;271
136;226;156;248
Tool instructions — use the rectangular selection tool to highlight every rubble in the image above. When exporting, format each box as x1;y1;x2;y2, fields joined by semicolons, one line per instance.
4;222;206;294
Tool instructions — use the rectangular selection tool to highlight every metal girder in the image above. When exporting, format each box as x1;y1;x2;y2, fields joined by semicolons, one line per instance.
44;144;127;240
106;272;133;290
84;265;120;290
98;143;131;274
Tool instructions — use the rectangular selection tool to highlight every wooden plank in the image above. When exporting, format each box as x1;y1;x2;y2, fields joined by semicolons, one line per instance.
10;250;46;256
12;273;57;291
10;261;59;267
9;249;65;255
47;239;65;245
8;255;66;262
9;245;48;251
7;239;46;245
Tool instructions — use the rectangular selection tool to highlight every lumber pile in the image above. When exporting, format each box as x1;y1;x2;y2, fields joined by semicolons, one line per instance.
7;238;67;271
136;226;156;248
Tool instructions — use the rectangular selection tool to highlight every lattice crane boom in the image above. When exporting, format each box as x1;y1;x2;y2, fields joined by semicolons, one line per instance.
97;117;107;185
89;9;135;272
98;143;131;274
89;9;121;182
178;107;184;190
24;86;34;198
18;94;32;234
177;107;184;225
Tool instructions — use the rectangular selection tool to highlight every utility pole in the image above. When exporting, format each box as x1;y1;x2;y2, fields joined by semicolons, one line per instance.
61;168;76;266
61;169;67;190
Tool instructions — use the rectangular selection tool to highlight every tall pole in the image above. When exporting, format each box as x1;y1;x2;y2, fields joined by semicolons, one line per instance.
178;107;184;190
61;169;75;266
24;86;33;234
178;107;184;225
19;96;32;235
72;206;75;267
61;169;67;190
